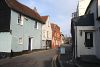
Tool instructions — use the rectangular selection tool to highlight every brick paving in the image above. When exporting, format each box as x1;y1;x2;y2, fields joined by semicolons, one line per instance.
0;48;58;67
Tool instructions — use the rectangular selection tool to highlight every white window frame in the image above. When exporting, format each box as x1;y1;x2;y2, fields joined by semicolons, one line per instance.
18;37;23;44
34;21;38;29
18;14;24;25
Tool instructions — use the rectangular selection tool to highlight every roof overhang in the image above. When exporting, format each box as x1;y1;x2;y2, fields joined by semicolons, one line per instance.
73;13;94;26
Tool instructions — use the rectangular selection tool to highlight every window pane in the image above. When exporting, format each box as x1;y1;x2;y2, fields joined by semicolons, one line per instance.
85;32;93;48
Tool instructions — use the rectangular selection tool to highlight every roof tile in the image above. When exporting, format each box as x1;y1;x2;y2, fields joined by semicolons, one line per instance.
5;0;44;24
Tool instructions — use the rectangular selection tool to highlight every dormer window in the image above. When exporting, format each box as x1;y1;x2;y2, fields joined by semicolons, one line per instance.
18;14;24;25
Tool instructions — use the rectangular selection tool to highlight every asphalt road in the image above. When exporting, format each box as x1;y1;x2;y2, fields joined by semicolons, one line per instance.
0;49;58;67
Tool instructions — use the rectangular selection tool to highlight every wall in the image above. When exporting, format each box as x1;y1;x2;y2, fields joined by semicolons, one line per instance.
78;0;91;16
0;32;12;53
76;26;96;57
10;10;23;52
31;22;42;49
86;0;100;59
42;17;52;49
51;23;61;48
0;0;11;32
10;10;42;52
42;17;52;40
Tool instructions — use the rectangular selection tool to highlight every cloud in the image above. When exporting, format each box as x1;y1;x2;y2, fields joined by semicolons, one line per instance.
18;0;78;36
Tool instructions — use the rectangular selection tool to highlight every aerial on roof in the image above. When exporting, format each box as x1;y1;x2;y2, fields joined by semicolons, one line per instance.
4;0;44;24
41;16;48;23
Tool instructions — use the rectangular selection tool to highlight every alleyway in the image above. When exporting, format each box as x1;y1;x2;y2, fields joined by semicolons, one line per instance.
0;49;58;67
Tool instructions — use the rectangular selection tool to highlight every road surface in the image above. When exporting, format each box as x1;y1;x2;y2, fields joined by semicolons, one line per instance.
0;49;58;67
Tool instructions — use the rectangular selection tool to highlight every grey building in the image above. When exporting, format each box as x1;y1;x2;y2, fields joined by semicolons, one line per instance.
71;0;100;59
0;0;44;58
85;0;100;59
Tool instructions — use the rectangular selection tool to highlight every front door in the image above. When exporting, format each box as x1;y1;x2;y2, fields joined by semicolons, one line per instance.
46;40;52;49
85;32;93;49
28;37;33;51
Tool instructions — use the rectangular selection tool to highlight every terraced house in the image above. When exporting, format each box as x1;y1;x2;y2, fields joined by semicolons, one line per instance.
71;0;100;59
51;23;61;48
0;0;44;58
41;16;52;49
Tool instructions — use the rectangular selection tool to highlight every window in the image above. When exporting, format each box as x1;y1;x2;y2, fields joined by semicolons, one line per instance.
34;21;38;29
19;38;23;44
24;17;28;21
85;32;93;48
18;14;24;25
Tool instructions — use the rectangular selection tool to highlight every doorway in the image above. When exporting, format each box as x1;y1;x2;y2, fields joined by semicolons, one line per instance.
85;32;93;48
28;37;33;51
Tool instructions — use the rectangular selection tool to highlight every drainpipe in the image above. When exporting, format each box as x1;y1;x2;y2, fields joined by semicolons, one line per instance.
75;26;78;59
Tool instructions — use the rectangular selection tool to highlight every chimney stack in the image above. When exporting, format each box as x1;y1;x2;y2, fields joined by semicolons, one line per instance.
34;7;37;12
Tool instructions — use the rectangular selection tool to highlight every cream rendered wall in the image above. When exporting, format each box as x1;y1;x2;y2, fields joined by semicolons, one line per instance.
76;26;96;57
78;0;91;16
42;16;52;48
42;17;52;40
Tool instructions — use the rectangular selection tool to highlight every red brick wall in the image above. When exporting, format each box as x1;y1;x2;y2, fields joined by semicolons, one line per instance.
51;23;61;48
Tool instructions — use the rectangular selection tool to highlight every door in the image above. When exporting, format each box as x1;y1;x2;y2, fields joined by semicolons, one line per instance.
46;40;52;49
28;37;33;51
78;32;95;57
85;32;93;48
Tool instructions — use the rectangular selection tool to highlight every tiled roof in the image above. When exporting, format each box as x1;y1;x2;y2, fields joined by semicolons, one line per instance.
74;13;94;26
51;23;60;30
5;0;44;24
41;16;48;23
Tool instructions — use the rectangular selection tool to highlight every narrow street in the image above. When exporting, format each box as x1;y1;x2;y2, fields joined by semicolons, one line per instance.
0;49;58;67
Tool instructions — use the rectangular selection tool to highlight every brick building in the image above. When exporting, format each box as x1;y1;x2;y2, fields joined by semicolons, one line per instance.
51;23;61;48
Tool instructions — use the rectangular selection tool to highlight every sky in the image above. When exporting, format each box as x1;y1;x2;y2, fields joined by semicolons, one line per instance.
18;0;78;37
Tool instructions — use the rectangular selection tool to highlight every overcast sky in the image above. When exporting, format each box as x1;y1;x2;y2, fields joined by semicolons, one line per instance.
18;0;78;37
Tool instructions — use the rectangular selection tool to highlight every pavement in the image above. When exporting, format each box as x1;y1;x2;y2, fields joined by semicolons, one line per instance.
76;55;100;67
57;44;100;67
58;44;77;67
0;48;58;67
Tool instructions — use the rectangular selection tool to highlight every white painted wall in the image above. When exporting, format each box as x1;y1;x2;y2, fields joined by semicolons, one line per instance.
98;0;100;18
78;0;91;16
75;26;96;57
42;16;52;40
0;32;12;53
85;0;100;59
42;16;52;49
